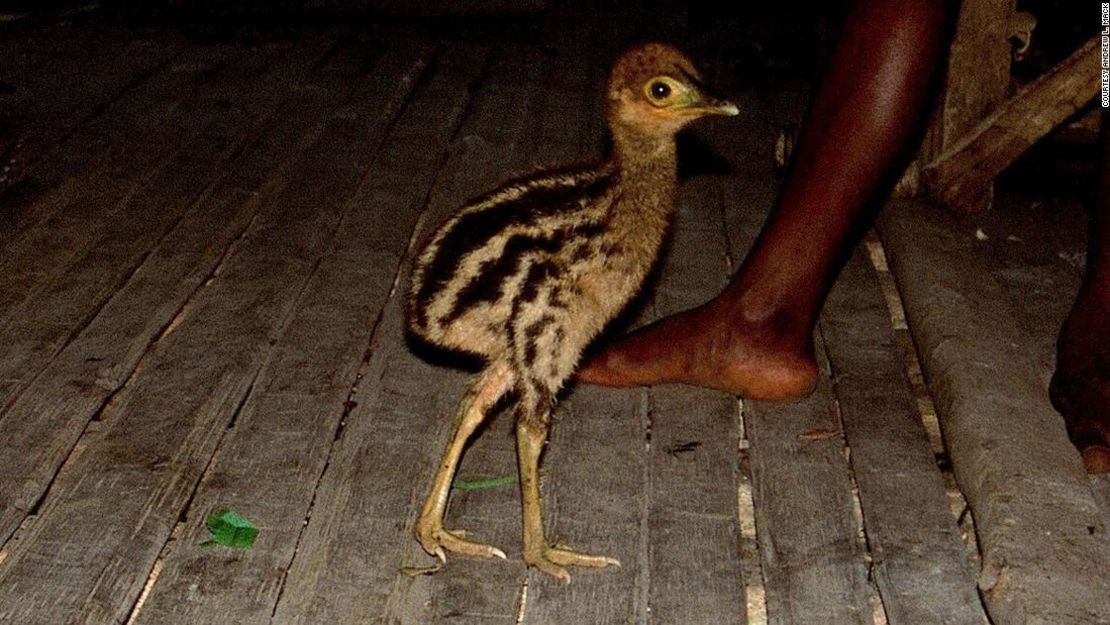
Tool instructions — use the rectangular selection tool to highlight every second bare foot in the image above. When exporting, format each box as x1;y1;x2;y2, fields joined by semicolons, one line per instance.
1050;299;1110;473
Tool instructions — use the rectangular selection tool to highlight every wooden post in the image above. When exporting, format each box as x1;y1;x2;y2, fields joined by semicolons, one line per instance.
908;0;1015;210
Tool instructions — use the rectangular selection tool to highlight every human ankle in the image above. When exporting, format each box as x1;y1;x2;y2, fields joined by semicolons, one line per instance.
716;288;815;352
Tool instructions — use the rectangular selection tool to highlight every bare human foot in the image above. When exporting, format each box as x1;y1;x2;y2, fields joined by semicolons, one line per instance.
1050;298;1110;473
577;297;819;400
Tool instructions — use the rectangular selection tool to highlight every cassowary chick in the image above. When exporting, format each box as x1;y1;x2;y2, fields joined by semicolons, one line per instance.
405;42;738;582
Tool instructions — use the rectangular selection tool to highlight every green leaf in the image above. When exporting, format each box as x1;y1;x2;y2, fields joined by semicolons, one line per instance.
202;509;259;549
452;475;518;490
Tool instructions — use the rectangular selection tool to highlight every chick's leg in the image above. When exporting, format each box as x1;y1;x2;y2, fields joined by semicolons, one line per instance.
516;389;620;583
416;362;513;562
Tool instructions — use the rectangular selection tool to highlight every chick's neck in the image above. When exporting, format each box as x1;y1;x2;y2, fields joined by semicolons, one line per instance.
599;123;678;274
609;123;678;227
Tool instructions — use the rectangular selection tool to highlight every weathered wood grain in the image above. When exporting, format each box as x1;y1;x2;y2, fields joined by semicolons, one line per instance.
967;190;1084;391
820;248;988;625
522;389;647;625
0;24;180;199
1094;476;1110;519
1;14;1099;625
0;39;337;546
998;189;1110;606
0;42;314;413
122;39;437;625
972;185;1110;532
247;44;493;625
0;36;339;331
645;171;746;624
742;366;872;625
968;190;1110;616
0;38;241;305
878;199;1110;625
0;39;441;625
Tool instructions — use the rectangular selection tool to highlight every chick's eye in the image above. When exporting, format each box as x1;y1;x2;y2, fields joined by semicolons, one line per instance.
649;81;671;100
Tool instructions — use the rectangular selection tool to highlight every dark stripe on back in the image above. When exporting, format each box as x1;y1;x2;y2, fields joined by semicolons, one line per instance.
506;259;556;359
441;221;605;326
549;327;566;379
510;259;558;370
521;314;556;367
413;167;616;327
517;259;558;308
569;241;594;263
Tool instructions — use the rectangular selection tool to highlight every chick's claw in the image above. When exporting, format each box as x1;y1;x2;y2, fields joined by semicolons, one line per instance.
547;546;621;568
417;525;507;562
525;545;621;583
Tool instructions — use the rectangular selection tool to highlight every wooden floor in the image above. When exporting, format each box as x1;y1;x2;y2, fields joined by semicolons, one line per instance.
0;10;1107;625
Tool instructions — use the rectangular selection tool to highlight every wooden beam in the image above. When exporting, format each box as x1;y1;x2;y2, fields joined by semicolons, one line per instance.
878;199;1110;625
924;37;1099;212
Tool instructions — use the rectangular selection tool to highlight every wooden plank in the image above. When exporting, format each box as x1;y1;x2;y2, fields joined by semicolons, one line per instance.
125;39;438;625
1094;476;1110;519
820;248;988;625
924;38;1099;212
520;391;646;625
1;52;198;245
0;24;181;198
0;23;176;188
0;42;338;540
0;38;294;320
645;171;746;623
0;42;314;413
877;199;1110;625
0;24;112;171
968;189;1084;391
0;39;438;625
965;188;1110;604
241;44;494;625
0;33;334;264
742;367;872;625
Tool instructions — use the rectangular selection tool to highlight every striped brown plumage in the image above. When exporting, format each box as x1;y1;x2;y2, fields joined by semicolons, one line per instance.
403;42;738;582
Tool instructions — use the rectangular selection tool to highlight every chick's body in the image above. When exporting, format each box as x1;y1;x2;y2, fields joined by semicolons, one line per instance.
405;42;736;582
409;158;670;390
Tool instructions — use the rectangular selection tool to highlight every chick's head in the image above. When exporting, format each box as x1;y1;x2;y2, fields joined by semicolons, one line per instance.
607;42;738;137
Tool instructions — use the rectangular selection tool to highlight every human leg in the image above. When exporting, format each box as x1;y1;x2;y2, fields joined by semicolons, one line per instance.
579;0;951;397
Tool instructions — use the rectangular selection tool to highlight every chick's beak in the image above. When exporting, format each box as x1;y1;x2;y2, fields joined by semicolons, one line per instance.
699;97;739;116
681;87;739;116
672;67;738;116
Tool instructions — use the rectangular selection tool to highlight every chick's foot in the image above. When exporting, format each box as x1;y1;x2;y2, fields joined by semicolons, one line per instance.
416;520;506;563
524;544;621;583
